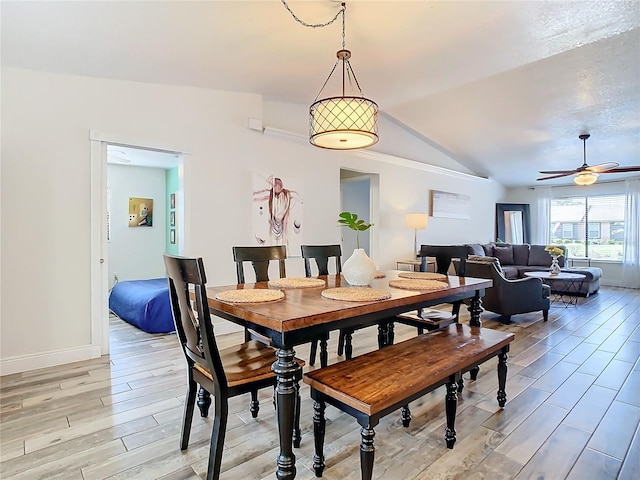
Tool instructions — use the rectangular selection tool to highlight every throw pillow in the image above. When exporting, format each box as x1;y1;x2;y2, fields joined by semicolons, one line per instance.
529;245;553;266
493;245;515;265
482;243;495;256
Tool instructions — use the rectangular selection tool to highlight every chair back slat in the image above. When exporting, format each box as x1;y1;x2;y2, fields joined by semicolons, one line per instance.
420;245;469;276
301;244;342;277
232;246;287;284
163;254;227;389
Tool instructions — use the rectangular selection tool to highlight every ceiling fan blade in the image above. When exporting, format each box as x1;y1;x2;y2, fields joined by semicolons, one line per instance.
598;166;640;174
538;169;577;174
536;173;573;181
586;162;619;173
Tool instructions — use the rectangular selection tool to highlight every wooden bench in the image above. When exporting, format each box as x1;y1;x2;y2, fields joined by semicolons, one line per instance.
302;323;515;480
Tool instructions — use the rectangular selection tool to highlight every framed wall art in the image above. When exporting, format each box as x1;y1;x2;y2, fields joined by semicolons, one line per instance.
430;190;471;220
128;197;153;227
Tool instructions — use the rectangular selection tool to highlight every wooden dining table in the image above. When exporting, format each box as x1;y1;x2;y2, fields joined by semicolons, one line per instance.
204;271;492;480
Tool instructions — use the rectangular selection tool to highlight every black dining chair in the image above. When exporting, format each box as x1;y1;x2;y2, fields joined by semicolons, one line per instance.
234;245;327;368
301;244;343;367
393;244;469;335
232;245;287;344
163;254;304;480
302;244;390;365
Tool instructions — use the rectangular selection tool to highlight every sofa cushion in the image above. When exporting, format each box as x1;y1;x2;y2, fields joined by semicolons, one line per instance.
512;244;530;266
528;245;553;267
501;266;519;280
482;243;495;256
493;245;515;265
466;244;485;256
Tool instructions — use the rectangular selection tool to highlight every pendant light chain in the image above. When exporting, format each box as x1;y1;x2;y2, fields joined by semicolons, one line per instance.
280;1;379;150
280;1;345;29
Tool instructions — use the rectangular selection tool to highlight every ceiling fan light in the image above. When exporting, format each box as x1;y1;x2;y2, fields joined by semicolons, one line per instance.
574;171;599;186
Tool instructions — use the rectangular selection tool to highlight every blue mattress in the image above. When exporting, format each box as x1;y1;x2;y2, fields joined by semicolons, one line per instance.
109;278;175;334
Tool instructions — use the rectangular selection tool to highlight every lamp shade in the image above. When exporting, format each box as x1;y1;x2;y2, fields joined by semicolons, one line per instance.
406;213;428;230
574;172;599;186
310;96;379;149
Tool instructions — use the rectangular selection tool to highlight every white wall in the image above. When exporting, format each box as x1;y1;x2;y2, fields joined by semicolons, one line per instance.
506;180;631;287
107;164;167;283
1;66;505;374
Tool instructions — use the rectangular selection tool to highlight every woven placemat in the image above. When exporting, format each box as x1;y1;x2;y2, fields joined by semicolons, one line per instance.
268;277;326;289
398;271;448;281
374;271;386;279
388;279;449;291
321;287;391;302
215;289;285;304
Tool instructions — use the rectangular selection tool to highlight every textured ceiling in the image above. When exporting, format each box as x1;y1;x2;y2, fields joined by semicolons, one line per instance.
3;1;639;187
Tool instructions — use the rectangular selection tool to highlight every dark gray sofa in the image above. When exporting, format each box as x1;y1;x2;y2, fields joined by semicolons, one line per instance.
465;242;602;296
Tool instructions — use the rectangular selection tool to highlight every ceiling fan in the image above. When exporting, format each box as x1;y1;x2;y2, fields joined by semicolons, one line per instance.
537;133;640;185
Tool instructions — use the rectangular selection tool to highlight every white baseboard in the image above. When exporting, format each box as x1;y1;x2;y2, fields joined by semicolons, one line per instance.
0;344;102;376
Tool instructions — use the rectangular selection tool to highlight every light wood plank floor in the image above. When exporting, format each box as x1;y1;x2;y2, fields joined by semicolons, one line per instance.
2;287;639;479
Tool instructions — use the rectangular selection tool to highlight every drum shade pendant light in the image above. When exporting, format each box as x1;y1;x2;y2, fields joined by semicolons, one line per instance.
281;1;378;150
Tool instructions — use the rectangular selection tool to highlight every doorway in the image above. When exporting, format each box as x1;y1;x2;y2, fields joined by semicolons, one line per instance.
90;132;185;355
340;169;380;261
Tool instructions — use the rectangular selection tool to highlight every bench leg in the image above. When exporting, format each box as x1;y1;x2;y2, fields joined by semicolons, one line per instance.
497;347;509;408
457;377;464;393
312;399;326;477
444;378;458;449
360;425;376;480
470;366;480;381
401;405;411;427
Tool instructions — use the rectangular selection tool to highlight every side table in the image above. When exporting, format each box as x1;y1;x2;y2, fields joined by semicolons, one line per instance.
396;259;421;272
396;258;436;273
524;271;586;307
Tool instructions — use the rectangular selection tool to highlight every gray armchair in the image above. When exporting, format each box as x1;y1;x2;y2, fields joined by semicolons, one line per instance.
463;257;550;323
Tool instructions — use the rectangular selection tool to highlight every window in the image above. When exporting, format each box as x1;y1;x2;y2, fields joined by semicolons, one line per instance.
561;223;574;239
550;194;625;260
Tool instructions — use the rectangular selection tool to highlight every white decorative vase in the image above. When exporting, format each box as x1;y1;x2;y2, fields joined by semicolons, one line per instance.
549;256;561;275
342;248;377;286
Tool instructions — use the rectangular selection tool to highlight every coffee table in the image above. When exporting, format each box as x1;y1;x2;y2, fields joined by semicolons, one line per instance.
524;271;586;307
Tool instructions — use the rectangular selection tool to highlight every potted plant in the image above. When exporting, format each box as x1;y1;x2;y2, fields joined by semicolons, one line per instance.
338;211;377;285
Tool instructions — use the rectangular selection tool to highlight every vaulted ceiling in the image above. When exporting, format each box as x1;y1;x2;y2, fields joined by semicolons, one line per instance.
3;1;639;187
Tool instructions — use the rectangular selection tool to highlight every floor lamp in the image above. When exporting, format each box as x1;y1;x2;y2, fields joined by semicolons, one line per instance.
406;213;428;259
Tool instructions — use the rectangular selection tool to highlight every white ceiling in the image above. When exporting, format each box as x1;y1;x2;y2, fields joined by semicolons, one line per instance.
3;1;639;187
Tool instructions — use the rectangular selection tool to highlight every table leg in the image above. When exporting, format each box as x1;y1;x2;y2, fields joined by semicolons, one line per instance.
273;347;301;480
468;291;483;328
